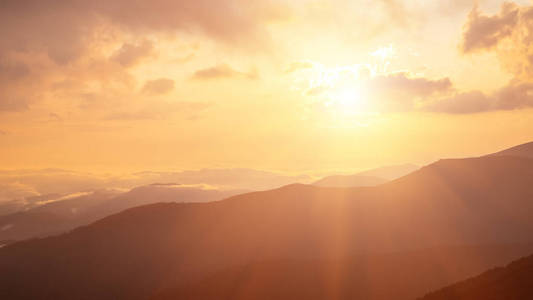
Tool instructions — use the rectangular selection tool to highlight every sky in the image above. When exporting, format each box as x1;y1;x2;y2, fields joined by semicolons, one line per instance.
2;0;533;175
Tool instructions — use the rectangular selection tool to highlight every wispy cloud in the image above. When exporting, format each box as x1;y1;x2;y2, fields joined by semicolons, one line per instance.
191;64;258;80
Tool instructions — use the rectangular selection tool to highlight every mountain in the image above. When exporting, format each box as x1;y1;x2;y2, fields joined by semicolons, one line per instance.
152;245;533;300
0;190;119;242
487;141;533;159
420;253;533;300
0;193;65;216
312;164;418;188
354;163;419;180
1;155;533;300
0;168;311;204
0;184;244;242
312;175;387;188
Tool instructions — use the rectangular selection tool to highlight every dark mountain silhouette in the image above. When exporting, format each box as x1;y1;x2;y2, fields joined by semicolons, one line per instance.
420;253;533;300
1;155;533;300
0;184;243;242
152;245;533;300
487;141;533;159
312;164;418;188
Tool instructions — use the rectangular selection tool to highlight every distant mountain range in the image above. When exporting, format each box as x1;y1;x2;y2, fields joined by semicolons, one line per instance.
312;163;418;188
0;184;244;242
0;167;313;209
0;163;419;242
1;141;533;300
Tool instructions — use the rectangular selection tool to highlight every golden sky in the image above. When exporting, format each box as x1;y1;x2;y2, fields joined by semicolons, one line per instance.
1;0;533;174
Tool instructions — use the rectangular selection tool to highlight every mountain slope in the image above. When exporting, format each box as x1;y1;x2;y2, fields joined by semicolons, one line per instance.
1;156;533;300
420;253;533;300
153;245;533;300
487;141;533;159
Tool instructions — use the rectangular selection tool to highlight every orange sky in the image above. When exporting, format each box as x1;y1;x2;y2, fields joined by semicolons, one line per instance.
1;0;533;174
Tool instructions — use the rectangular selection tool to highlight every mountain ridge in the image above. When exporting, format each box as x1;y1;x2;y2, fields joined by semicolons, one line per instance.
2;153;533;299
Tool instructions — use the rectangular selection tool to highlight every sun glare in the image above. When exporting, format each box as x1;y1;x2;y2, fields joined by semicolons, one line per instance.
328;85;364;110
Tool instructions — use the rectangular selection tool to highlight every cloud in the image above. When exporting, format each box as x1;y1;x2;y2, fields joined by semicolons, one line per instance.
0;167;312;199
0;60;30;80
461;2;520;53
141;78;175;95
49;113;63;121
191;64;258;80
369;72;452;97
423;82;533;113
452;1;533;113
300;67;454;113
379;0;411;27
111;40;154;67
0;182;40;203
494;81;533;110
423;91;491;114
284;61;315;74
0;97;30;112
365;72;452;112
104;101;210;121
0;130;7;135
0;0;287;64
0;0;285;113
460;2;533;79
0;60;33;112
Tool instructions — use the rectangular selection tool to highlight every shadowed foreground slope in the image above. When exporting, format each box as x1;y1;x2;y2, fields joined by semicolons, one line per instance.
153;245;533;300
1;155;533;300
420;253;533;300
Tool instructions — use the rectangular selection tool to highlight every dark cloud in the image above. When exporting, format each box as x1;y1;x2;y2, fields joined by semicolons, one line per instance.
141;78;175;95
191;64;258;80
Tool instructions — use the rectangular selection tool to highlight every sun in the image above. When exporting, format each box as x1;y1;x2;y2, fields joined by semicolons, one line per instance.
291;62;374;118
331;86;363;109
